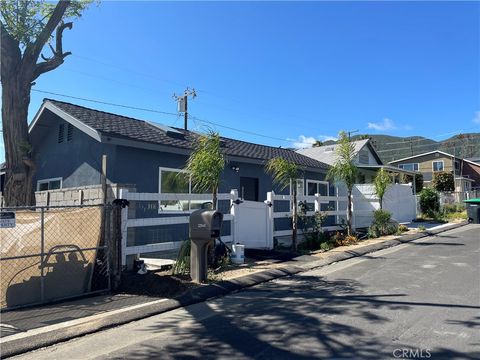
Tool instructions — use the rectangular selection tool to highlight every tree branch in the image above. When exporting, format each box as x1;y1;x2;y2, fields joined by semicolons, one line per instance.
21;0;71;72
32;21;73;80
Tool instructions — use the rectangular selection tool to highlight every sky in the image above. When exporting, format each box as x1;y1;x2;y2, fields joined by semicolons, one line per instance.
1;1;479;162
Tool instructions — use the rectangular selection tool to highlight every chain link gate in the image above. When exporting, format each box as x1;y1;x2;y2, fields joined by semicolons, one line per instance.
0;204;112;310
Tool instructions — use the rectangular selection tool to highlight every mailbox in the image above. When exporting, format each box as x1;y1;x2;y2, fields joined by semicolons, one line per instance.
189;210;223;240
189;209;223;283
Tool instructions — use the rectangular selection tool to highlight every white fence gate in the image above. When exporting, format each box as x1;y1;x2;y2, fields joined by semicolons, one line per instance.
352;184;417;228
232;200;272;250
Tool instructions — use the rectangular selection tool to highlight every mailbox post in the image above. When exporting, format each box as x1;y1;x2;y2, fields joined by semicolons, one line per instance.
189;209;223;283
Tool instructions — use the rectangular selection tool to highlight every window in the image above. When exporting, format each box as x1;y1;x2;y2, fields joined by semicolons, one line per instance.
432;161;444;172
358;149;369;165
306;180;329;196
37;178;62;191
158;167;206;212
290;179;304;196
455;160;460;171
398;163;419;171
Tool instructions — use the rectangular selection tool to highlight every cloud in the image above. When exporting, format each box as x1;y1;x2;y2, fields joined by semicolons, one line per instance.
367;118;396;131
473;111;480;124
290;135;338;149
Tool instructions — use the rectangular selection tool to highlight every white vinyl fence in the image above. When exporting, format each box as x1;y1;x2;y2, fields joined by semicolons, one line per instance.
118;184;416;267
118;188;349;267
351;184;417;228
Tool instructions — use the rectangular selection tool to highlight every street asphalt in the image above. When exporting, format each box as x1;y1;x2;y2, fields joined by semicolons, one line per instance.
10;224;479;360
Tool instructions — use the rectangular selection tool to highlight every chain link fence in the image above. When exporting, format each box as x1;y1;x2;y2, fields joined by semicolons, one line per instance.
0;204;113;310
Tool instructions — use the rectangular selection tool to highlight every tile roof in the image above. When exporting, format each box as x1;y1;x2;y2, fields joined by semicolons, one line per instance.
44;99;329;170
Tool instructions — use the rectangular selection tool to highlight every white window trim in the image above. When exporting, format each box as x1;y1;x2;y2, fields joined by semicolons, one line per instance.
37;177;63;191
158;167;191;194
289;178;305;196
306;179;329;197
432;160;444;172
158;167;192;213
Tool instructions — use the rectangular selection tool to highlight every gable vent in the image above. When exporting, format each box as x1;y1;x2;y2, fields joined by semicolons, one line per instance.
58;123;65;143
67;123;73;141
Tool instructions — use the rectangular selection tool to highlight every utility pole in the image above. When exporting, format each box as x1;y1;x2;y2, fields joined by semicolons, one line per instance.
173;88;197;131
347;129;359;141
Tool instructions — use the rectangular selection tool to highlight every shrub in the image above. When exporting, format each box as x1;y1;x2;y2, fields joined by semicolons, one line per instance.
432;172;454;192
335;234;358;246
320;241;334;251
368;209;399;238
398;224;409;232
419;188;440;217
172;240;191;275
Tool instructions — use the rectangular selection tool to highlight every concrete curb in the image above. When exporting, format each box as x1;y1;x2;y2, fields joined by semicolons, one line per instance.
0;221;468;358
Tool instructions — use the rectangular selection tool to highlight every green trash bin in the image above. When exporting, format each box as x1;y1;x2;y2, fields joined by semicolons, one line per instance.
464;198;480;224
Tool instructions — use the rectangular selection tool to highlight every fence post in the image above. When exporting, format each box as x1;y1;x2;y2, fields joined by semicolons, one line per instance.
314;193;320;212
230;189;239;244
110;203;123;290
40;207;45;302
335;186;340;226
266;191;274;249
119;189;128;267
351;193;356;231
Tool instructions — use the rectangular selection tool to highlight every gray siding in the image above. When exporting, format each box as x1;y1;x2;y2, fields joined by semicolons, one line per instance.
32;111;116;189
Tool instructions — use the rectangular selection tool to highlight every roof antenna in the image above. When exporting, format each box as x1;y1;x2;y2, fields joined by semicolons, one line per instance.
173;87;197;131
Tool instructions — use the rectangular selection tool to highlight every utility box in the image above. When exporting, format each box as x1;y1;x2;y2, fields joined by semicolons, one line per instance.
464;198;480;224
189;209;223;283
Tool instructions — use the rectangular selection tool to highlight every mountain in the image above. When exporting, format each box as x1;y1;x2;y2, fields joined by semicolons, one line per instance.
322;133;480;163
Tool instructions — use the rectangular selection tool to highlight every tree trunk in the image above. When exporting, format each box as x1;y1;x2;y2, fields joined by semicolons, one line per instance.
379;197;383;210
1;73;35;206
292;187;297;251
347;189;353;236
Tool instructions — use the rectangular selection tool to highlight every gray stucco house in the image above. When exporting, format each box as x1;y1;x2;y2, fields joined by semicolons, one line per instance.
28;99;330;203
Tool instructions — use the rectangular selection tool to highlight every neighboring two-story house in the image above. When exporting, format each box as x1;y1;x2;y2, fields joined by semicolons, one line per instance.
389;150;480;192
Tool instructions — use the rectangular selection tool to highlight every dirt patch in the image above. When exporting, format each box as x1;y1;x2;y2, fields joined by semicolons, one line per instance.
117;272;198;298
116;228;431;299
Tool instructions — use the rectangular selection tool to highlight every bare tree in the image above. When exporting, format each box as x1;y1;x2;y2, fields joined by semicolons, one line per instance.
1;0;91;206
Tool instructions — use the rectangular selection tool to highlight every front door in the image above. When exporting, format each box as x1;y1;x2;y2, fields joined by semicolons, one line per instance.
240;177;259;202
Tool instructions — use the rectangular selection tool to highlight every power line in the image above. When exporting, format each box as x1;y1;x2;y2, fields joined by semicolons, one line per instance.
189;114;291;143
31;89;179;117
31;89;292;143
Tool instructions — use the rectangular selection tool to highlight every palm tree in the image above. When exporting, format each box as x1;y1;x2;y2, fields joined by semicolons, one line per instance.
326;131;358;236
266;158;300;251
373;168;391;210
185;131;225;209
